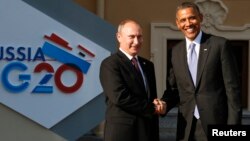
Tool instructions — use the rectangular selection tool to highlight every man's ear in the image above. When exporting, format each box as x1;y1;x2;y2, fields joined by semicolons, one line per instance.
116;32;120;42
199;14;203;23
176;19;181;30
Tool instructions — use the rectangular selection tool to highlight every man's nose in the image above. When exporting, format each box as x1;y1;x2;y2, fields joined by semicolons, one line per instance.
134;37;139;44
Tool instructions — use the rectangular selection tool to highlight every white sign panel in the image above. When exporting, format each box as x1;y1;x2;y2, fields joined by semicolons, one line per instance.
0;0;110;128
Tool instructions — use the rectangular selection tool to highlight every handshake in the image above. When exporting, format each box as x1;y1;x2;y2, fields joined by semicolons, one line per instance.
153;99;167;115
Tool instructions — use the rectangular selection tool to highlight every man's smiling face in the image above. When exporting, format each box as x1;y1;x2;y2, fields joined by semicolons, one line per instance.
176;7;203;41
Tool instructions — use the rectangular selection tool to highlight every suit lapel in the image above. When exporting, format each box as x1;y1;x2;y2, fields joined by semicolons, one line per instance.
178;41;195;87
196;33;211;87
138;57;150;94
117;51;145;88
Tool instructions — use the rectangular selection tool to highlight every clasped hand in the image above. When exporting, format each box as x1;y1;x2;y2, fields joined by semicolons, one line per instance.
153;99;166;115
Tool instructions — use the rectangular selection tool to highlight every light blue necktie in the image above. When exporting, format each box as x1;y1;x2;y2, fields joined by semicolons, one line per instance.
188;43;197;85
188;43;200;119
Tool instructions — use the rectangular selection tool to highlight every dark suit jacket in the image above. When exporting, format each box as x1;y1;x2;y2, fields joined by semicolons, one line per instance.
100;50;159;141
162;32;242;141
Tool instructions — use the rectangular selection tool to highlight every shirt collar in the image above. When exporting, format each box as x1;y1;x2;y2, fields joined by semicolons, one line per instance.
186;30;202;46
119;48;138;60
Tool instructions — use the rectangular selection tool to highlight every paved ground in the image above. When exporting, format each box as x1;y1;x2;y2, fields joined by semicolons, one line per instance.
77;110;177;141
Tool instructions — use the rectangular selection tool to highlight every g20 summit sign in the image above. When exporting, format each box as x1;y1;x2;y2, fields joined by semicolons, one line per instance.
2;33;92;94
0;0;110;128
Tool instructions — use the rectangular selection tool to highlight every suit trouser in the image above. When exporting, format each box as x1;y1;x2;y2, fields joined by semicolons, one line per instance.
189;117;208;141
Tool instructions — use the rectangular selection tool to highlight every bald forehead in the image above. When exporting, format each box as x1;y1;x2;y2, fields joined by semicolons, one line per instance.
117;20;141;33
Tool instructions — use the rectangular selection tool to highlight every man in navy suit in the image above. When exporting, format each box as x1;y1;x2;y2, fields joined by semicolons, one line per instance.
100;19;164;141
160;2;242;141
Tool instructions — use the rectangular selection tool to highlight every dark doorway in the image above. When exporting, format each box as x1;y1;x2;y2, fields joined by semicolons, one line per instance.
229;40;249;108
166;39;249;108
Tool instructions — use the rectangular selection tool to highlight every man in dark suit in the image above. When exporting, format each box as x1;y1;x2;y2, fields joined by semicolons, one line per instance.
100;19;163;141
160;2;242;141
